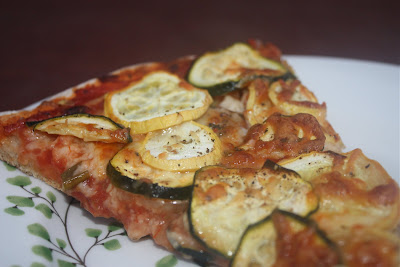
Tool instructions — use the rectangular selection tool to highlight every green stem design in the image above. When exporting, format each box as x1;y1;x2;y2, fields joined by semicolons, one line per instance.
21;186;62;221
64;198;85;265
9;184;126;266
83;230;125;263
48;239;81;265
21;186;84;264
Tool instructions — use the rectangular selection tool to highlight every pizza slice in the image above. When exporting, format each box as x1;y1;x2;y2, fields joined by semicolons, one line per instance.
0;40;398;266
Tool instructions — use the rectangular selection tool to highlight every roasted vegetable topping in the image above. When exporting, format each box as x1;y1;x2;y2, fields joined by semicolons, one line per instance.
232;210;341;267
138;121;222;171
222;113;326;168
107;139;195;200
189;163;318;258
268;80;326;122
278;149;400;241
30;113;131;143
188;43;293;96
104;71;212;134
61;162;90;190
62;171;90;190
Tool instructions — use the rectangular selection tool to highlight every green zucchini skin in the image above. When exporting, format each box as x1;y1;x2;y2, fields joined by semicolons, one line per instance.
270;71;297;83
204;81;239;97
106;162;192;200
26;113;125;129
168;233;229;267
176;247;217;267
188;164;319;259
266;210;339;250
202;72;297;97
231;209;341;267
187;42;297;96
26;113;132;143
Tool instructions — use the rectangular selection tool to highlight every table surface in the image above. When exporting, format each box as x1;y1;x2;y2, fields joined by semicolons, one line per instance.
0;0;398;111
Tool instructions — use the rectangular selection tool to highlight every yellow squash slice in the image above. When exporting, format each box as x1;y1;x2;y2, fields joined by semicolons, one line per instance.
138;121;222;172
104;71;213;134
107;139;195;200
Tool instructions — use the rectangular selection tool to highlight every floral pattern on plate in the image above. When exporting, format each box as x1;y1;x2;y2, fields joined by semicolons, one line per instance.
0;162;191;267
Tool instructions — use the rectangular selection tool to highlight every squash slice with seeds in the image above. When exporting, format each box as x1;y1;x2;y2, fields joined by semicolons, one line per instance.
138;121;222;172
104;71;212;134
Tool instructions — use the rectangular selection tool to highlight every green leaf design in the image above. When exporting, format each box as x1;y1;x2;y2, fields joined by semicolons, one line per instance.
6;196;34;207
103;239;121;251
31;186;42;194
85;228;102;238
4;206;25;216
31;263;47;267
57;259;76;267
6;175;31;187
46;191;57;203
156;255;178;267
28;223;50;241
108;222;123;232
35;203;53;219
32;245;53;261
3;161;16;171
56;238;67;249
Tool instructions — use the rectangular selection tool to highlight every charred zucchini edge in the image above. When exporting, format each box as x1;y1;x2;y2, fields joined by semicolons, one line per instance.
106;162;192;200
187;164;319;259
231;209;342;267
26;113;125;129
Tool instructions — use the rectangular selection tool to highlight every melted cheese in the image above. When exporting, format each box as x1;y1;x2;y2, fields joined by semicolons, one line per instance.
278;150;400;236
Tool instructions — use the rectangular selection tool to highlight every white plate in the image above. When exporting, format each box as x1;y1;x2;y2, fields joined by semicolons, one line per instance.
0;56;398;267
287;56;399;180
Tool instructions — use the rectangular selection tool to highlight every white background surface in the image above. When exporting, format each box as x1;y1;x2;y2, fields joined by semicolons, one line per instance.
287;56;399;181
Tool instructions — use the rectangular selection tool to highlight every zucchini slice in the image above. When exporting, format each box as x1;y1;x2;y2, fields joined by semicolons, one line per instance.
188;162;318;258
29;113;131;143
278;149;400;235
188;43;294;96
231;210;340;267
104;71;212;134
278;151;342;182
166;214;229;267
107;141;194;200
167;228;215;266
